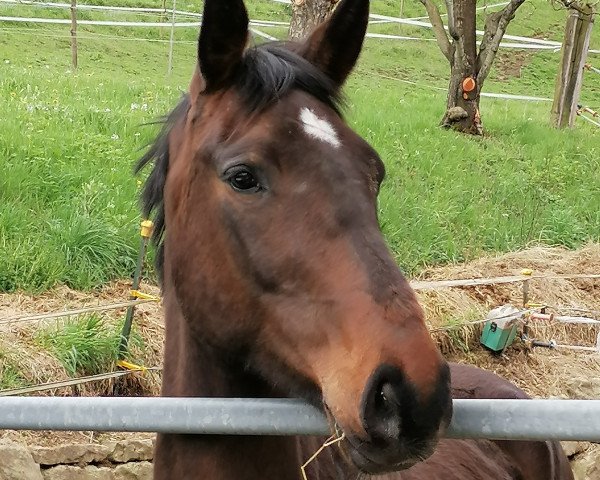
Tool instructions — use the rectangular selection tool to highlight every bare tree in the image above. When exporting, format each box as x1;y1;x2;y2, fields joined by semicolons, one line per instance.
289;0;339;40
420;0;526;134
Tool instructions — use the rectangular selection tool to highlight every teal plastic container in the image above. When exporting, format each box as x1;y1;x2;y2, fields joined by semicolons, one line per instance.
480;305;521;353
480;320;519;352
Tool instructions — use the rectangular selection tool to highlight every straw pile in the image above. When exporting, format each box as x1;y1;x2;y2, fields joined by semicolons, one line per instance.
417;244;600;399
1;244;598;401
0;281;163;397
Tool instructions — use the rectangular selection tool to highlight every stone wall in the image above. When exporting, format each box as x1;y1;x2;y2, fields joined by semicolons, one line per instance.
0;439;153;480
2;437;598;479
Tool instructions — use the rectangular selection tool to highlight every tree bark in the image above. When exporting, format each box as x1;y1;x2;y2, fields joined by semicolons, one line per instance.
289;0;338;40
442;0;482;134
443;57;482;135
421;0;453;60
421;0;526;135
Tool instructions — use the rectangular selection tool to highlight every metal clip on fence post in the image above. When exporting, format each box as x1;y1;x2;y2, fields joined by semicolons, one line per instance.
118;220;154;359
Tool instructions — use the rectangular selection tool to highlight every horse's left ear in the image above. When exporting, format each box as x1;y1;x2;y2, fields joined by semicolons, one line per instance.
297;0;370;87
198;0;249;92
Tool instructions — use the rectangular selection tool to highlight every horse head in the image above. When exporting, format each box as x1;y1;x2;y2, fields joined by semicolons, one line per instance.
141;0;452;474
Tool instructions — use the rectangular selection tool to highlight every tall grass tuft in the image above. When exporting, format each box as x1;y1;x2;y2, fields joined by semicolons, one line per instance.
0;350;29;390
36;314;125;376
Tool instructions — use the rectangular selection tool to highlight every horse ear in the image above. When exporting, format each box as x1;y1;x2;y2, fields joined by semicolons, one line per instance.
198;0;249;92
297;0;370;87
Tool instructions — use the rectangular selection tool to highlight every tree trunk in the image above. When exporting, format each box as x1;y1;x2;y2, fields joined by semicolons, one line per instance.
442;0;482;134
443;64;483;135
420;0;525;135
289;0;338;40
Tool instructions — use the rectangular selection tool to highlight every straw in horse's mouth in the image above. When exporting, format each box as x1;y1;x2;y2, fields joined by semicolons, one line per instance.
297;402;350;479
300;431;346;480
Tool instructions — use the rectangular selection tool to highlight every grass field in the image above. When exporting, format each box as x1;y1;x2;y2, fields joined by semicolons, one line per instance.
0;0;599;292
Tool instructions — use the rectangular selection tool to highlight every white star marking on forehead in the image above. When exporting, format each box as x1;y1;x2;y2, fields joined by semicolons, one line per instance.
299;107;341;148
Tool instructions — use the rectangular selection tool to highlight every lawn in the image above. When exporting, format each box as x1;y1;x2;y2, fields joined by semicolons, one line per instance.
0;0;598;291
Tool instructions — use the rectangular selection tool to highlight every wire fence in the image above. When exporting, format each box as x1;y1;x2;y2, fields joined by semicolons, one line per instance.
1;0;598;94
577;101;600;127
2;0;598;50
0;367;162;396
1;270;597;396
0;25;198;42
0;298;158;327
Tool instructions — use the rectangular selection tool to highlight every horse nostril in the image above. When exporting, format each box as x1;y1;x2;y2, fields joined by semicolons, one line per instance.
363;368;406;443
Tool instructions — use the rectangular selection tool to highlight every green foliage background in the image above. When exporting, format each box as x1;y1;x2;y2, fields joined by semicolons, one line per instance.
0;0;598;291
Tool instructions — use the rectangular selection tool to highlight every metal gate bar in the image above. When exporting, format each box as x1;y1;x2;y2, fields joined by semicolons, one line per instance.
1;397;600;441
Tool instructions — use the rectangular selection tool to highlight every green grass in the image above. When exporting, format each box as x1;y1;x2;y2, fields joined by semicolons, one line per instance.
349;77;599;268
0;0;598;291
0;350;30;390
35;314;131;376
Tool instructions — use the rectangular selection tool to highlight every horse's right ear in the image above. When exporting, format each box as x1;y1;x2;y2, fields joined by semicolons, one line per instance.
198;0;249;92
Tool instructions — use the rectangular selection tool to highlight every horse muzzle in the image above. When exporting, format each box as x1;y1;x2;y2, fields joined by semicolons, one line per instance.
335;363;452;474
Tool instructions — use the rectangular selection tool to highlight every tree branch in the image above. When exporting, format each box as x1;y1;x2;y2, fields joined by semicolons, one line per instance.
477;0;526;84
445;0;459;39
419;0;454;62
477;10;502;73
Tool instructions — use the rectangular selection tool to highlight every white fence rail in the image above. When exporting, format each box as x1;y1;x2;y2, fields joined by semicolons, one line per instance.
2;397;600;441
2;1;598;53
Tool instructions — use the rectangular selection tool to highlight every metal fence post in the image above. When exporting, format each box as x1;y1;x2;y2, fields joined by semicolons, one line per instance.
118;220;153;359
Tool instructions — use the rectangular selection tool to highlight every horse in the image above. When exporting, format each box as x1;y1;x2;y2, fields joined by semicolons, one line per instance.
136;0;573;478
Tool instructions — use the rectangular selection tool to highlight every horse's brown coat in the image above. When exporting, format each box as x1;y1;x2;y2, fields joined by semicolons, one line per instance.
137;0;574;478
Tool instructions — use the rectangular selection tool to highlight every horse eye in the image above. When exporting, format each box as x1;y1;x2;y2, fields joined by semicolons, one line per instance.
226;167;261;193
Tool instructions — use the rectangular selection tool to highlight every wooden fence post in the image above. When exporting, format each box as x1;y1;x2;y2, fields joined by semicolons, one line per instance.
70;0;78;69
551;5;595;128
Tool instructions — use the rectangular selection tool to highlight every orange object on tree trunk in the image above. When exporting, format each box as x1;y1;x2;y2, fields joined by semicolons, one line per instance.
462;77;476;92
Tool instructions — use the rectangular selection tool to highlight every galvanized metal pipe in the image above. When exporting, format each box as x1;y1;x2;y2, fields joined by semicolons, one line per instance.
447;399;600;441
1;398;600;441
0;398;329;436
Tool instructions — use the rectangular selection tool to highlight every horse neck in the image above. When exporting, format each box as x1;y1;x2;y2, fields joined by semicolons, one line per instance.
153;284;306;480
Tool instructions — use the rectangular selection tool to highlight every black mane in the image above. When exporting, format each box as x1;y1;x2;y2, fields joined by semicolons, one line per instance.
136;42;344;280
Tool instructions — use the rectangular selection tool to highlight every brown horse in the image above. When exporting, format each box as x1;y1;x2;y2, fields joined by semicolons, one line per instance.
136;0;572;478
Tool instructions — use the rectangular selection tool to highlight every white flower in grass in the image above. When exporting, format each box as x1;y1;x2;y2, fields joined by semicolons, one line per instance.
4;59;9;64
111;134;119;141
141;103;148;111
131;103;140;111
